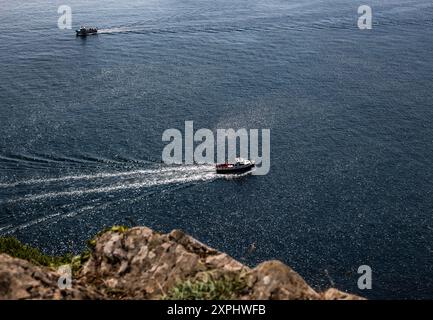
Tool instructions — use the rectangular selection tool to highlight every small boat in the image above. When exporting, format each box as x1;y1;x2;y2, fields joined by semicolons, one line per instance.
76;26;98;36
216;158;255;174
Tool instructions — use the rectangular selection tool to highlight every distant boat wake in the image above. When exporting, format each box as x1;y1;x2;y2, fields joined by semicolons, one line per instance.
97;27;138;34
91;11;433;38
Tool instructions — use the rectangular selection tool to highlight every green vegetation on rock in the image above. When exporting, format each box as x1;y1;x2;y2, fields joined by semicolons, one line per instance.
0;237;72;268
0;237;92;274
164;275;247;300
87;225;129;249
0;226;129;273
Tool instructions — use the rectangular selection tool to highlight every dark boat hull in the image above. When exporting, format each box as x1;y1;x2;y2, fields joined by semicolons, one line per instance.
216;163;255;174
76;30;98;36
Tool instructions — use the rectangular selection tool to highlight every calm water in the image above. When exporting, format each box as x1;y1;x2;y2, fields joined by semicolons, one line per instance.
1;0;433;299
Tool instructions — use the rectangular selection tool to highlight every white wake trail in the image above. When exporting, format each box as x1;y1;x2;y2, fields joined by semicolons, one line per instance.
4;166;217;203
0;165;210;188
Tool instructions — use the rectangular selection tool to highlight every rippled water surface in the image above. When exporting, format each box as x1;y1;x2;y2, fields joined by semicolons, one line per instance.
1;0;433;299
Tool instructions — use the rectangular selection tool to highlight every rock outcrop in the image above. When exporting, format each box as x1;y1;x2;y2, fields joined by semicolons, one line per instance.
0;226;363;300
0;254;102;300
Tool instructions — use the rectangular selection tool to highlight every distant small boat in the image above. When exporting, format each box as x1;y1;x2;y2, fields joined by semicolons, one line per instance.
76;26;98;36
216;158;255;174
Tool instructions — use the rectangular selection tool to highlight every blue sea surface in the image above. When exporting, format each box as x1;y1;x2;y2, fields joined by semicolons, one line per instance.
1;0;433;299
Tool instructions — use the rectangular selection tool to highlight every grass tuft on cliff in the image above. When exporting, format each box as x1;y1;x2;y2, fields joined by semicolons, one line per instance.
164;276;247;300
0;237;72;268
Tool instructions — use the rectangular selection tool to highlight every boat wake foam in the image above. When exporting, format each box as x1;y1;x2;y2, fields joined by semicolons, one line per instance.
2;165;217;203
0;164;220;233
0;162;256;234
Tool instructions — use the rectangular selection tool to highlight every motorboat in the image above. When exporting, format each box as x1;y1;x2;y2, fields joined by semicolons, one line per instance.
216;158;255;174
76;26;98;36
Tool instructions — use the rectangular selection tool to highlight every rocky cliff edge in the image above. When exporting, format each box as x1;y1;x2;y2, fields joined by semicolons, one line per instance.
0;226;363;300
